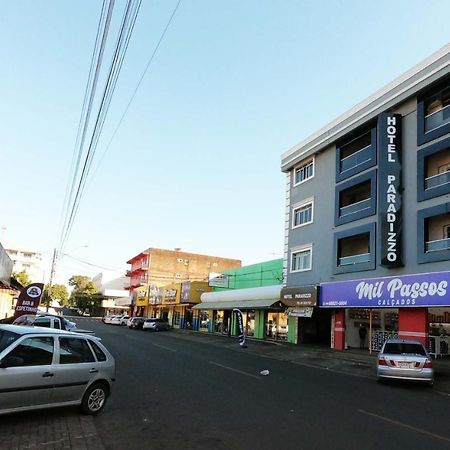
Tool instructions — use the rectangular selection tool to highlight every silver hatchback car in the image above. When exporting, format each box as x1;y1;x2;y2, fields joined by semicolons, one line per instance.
0;324;115;415
377;339;434;386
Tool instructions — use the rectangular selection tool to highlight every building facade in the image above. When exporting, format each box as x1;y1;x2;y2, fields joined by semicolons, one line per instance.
281;44;450;355
4;244;43;283
193;259;289;342
126;247;241;315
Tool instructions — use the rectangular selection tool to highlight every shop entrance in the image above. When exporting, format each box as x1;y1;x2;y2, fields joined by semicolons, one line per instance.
298;308;331;345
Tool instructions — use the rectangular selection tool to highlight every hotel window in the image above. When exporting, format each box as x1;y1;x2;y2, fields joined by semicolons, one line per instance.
335;170;376;226
417;78;450;145
418;203;450;264
333;223;376;274
292;198;313;228
336;128;376;182
294;158;314;185
417;136;450;201
291;245;312;272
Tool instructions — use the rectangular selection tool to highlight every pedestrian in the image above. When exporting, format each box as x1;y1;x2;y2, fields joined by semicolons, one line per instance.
359;324;367;349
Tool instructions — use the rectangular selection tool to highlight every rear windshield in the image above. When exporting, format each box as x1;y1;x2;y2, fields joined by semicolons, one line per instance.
0;330;20;353
383;343;427;356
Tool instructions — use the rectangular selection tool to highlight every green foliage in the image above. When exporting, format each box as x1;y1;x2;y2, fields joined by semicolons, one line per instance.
68;275;101;312
12;270;31;287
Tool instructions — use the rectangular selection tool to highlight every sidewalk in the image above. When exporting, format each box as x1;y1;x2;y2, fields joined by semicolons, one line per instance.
174;328;450;393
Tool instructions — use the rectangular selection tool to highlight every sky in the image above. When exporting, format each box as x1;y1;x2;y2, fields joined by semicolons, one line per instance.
1;0;450;285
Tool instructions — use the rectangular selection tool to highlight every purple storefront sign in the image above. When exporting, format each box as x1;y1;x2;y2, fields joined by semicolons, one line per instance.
320;271;450;308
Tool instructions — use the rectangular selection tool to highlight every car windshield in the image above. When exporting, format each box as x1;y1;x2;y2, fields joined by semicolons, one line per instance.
0;330;20;353
383;343;427;356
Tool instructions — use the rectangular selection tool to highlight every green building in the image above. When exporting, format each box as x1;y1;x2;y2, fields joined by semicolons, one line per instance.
193;259;296;343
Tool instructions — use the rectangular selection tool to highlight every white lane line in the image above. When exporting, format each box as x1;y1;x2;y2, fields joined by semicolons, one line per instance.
358;409;450;443
209;361;261;380
291;360;374;380
152;343;176;352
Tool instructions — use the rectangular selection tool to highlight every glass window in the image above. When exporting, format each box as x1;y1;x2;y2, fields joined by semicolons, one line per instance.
5;337;54;366
199;310;211;331
291;248;312;272
293;201;313;227
59;338;95;364
0;330;20;353
34;317;52;328
89;341;107;362
294;159;314;185
246;310;255;337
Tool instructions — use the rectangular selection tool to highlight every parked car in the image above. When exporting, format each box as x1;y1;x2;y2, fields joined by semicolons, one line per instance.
119;316;130;326
142;318;170;332
128;317;146;330
103;315;120;325
108;316;127;326
13;314;77;332
377;339;434;386
0;324;115;416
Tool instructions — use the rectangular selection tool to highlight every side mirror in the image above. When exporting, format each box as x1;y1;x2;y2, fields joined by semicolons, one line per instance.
0;359;7;368
0;356;24;368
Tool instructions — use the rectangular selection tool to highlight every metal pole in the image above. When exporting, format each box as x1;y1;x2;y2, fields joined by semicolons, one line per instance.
369;309;373;355
46;248;57;312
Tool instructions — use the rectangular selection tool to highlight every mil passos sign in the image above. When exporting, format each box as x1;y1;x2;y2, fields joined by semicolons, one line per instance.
320;271;450;308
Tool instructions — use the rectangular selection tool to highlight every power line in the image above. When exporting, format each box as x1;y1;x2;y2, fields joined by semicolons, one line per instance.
60;0;142;252
90;0;182;183
58;0;115;252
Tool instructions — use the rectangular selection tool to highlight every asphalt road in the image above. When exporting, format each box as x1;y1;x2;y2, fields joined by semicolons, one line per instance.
78;318;450;450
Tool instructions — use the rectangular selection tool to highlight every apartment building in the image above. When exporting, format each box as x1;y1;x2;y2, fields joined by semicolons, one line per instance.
281;44;450;354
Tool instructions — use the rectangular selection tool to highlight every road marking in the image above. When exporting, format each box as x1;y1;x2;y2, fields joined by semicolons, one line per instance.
291;360;374;380
358;409;450;443
208;361;261;380
152;343;176;352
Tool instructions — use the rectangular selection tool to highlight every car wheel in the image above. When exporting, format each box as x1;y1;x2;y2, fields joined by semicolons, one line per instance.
428;380;434;387
81;382;109;415
154;326;159;332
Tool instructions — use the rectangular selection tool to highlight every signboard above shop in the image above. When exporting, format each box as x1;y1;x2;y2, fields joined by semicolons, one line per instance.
321;271;450;308
280;285;317;307
208;272;229;288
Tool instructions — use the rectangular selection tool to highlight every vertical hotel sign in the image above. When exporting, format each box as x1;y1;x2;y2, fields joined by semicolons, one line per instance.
378;113;403;267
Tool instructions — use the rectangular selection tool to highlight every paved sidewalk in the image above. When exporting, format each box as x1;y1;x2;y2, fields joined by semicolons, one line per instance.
0;411;104;450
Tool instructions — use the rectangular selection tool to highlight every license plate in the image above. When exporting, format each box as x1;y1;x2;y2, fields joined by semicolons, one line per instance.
397;362;412;368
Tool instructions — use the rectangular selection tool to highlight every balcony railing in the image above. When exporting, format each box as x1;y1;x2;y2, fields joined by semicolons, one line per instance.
339;253;370;266
340;145;372;173
425;170;450;190
339;198;371;217
426;238;450;252
425;104;450;132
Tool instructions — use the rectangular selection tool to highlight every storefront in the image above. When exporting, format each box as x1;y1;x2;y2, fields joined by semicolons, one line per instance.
192;285;290;342
280;285;329;345
180;281;212;330
134;286;149;317
321;270;450;354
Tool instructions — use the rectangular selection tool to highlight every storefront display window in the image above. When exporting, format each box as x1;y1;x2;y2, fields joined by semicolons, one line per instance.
246;310;255;337
214;311;224;333
265;312;288;341
429;308;450;357
199;310;211;332
173;310;181;327
345;308;398;351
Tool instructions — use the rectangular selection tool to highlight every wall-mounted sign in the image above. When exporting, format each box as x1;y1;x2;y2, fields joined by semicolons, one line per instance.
208;273;229;288
378;112;403;267
286;307;314;317
181;282;191;303
280;286;317;307
321;271;450;308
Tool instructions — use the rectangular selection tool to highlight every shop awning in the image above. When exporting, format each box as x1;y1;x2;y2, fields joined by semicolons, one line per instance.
192;285;283;310
193;298;279;310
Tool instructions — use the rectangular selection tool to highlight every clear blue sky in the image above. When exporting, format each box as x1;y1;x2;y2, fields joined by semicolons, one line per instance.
1;0;450;284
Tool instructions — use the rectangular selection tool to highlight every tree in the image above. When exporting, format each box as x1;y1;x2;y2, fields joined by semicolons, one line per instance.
12;270;31;287
68;275;102;313
49;284;69;306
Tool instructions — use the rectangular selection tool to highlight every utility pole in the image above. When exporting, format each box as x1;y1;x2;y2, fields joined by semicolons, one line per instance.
46;248;57;312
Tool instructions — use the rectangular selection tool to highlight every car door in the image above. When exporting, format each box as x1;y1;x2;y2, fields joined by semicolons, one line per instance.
0;335;56;411
52;336;99;403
